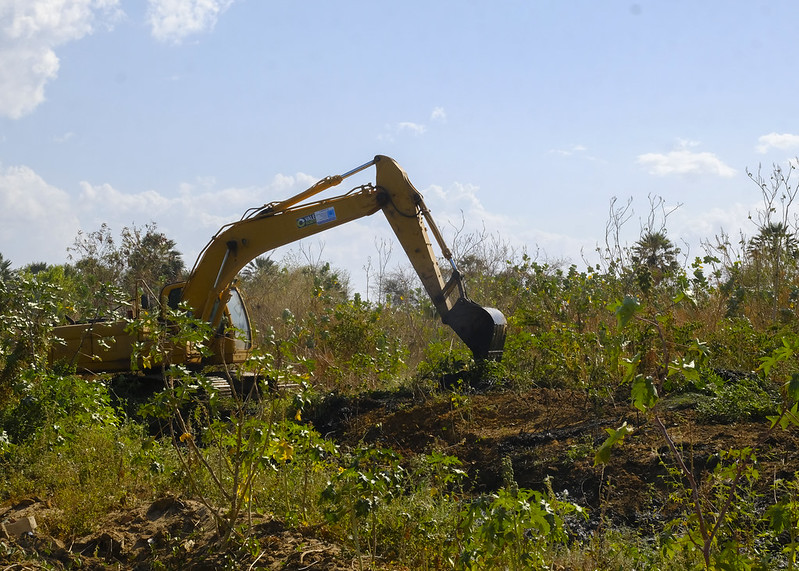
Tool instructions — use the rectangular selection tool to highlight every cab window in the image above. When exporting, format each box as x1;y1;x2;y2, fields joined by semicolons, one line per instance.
226;288;252;350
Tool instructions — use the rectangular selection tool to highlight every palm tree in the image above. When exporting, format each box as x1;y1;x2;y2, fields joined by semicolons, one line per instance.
747;222;799;321
241;256;276;281
747;222;799;260
631;230;681;279
25;262;48;275
0;253;13;283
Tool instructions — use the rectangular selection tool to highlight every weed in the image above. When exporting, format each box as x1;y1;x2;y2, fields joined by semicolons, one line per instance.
320;446;405;567
696;372;779;423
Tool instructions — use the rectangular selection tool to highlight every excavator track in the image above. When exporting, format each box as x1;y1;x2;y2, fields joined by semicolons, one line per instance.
205;376;233;398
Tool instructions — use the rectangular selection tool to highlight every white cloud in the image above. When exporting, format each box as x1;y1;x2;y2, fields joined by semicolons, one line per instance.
75;171;330;263
380;108;446;141
0;164;80;264
423;180;595;269
52;131;74;143
379;119;431;143
426;182;483;214
0;161;322;268
147;0;234;44
637;149;736;178
1;162;544;298
79;181;172;215
676;138;700;149
674;202;750;239
549;144;588;157
0;0;121;119
397;121;427;136
756;132;799;154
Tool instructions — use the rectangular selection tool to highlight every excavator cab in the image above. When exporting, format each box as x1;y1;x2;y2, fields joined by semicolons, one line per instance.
158;281;253;367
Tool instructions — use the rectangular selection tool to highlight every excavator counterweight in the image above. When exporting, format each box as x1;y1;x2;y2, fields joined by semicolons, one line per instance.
51;155;507;374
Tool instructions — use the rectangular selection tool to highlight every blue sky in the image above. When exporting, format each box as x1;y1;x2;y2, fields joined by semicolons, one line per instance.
2;0;799;295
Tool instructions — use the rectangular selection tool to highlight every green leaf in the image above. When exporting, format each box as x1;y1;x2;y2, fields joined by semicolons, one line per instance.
614;296;641;329
668;359;700;382
766;502;791;535
594;422;633;466
786;373;799;405
673;289;697;308
787;403;799;428
761;338;796;376
631;375;658;412
769;402;799;431
622;353;642;386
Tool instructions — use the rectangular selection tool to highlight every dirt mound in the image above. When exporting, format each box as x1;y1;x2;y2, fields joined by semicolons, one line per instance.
328;387;799;525
0;496;358;569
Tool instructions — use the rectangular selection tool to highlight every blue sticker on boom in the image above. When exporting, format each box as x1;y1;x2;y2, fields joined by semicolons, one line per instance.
296;207;336;228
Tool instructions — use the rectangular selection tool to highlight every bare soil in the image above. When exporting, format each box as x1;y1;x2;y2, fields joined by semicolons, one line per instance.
0;495;359;570
323;387;799;524
3;386;798;569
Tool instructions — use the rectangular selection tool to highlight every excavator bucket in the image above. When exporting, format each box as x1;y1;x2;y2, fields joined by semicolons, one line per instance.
443;297;507;361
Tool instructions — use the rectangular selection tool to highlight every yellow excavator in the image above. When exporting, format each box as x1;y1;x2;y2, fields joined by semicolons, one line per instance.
51;156;507;374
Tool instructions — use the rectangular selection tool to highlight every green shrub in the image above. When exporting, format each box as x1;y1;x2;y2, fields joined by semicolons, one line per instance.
0;371;119;446
696;372;780;423
453;485;584;570
0;419;174;536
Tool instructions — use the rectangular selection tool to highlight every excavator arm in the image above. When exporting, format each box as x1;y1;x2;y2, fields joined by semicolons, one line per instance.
173;155;506;360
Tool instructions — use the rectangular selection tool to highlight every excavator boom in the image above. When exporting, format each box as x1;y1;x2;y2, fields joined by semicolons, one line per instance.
178;155;506;359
